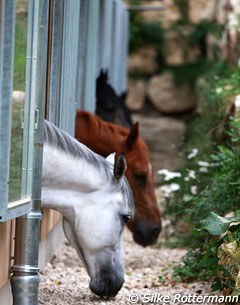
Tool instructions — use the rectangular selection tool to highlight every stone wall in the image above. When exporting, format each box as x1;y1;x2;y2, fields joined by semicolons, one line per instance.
127;0;240;115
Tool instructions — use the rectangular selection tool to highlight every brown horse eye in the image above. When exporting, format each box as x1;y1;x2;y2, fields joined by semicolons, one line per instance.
122;215;131;224
134;173;147;183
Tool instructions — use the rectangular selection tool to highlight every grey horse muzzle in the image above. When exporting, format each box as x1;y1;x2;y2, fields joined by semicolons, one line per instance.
90;269;124;297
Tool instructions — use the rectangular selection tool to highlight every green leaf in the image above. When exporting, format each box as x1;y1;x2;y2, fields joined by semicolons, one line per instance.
227;210;240;222
200;212;231;235
231;289;240;297
211;277;223;291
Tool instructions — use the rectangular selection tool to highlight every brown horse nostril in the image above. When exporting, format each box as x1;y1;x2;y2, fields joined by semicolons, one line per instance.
133;223;161;247
152;227;161;239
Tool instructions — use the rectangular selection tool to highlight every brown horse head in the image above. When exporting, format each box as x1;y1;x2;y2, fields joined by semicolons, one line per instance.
75;110;162;247
119;122;161;246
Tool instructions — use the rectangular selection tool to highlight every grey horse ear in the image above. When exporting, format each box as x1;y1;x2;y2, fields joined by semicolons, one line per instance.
106;152;115;165
114;153;127;181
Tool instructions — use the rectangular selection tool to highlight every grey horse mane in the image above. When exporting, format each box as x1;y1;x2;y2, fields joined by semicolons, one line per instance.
43;120;134;213
44;119;109;171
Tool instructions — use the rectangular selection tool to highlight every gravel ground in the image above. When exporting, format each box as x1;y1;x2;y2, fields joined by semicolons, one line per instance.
39;230;215;305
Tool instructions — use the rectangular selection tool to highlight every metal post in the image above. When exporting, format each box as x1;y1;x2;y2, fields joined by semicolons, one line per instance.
10;212;42;305
10;1;49;304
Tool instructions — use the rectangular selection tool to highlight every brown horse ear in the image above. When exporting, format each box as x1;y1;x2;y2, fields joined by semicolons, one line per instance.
114;153;127;181
126;122;139;148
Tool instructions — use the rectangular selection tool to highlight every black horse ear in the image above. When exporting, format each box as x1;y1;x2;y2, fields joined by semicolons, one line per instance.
114;153;127;181
103;69;108;82
120;90;127;101
98;69;107;81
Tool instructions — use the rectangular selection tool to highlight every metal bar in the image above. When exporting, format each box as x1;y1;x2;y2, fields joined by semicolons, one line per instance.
97;0;113;73
11;0;49;304
120;8;129;93
82;0;100;112
127;5;165;11
6;198;31;220
59;0;81;135
47;0;64;126
0;0;16;221
110;0;122;94
76;0;88;110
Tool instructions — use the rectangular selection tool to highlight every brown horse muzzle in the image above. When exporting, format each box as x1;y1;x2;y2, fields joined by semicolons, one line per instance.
131;220;161;247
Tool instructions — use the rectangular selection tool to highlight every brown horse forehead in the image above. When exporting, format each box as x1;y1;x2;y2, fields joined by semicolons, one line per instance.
126;155;150;172
128;141;149;159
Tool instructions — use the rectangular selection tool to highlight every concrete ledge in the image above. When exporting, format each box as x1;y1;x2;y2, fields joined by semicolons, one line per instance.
0;219;65;305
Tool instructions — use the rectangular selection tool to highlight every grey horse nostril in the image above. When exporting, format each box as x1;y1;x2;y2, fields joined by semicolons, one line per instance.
90;275;124;298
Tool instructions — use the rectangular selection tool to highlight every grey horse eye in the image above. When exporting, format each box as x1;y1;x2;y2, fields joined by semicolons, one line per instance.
122;214;131;224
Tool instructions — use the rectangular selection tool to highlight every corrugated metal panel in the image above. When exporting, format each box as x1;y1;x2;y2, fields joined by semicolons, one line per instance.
77;0;128;112
75;0;88;110
47;0;81;136
109;0;128;94
60;0;80;136
97;0;113;73
120;9;129;93
47;0;64;127
82;0;100;112
59;0;81;135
